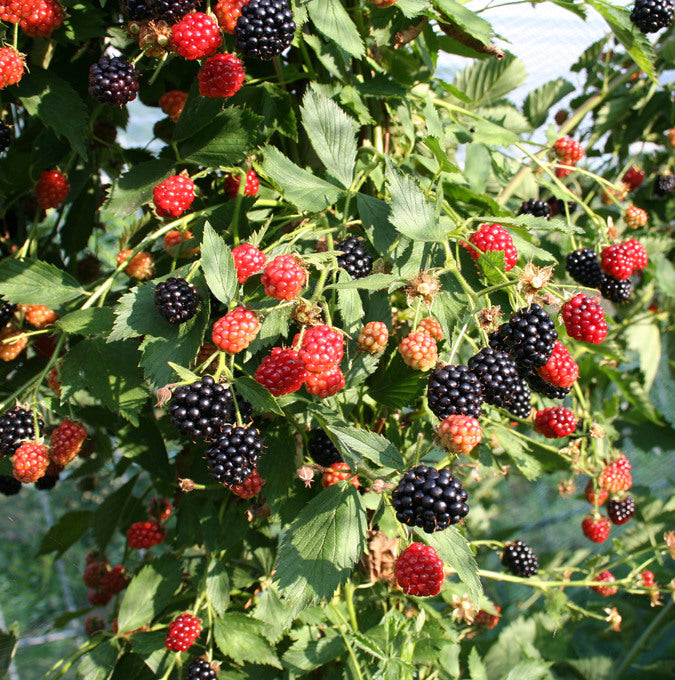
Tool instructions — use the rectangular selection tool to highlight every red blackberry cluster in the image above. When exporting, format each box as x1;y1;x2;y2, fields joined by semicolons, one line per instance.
230;468;264;498
607;496;636;525
232;243;266;282
234;0;295;60
553;136;584;176
88;56;140;106
336;236;374;279
205;423;263;487
623;165;645;190
165;613;202;652
35;169;69;209
170;12;222;59
307;428;341;466
0;121;10;152
394;543;444;597
566;248;603;288
582;515;611;543
153;174;195;217
0;407;45;457
518;199;551;218
501;540;539;577
155;277;200;324
261;254;306;300
630;0;673;32
501;304;558;369
0;474;21;496
591;570;618;596
562;294;607;344
464;223;518;271
224;170;259;200
0;300;16;331
254;347;307;395
391;465;469;533
198;53;245;99
536;341;578;388
185;658;218;680
534;407;577;438
126;519;166;549
427;364;484;420
322;462;359;488
468;348;521;410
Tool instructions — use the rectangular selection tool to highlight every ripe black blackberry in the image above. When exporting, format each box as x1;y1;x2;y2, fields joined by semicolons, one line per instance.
565;248;603;288
0;407;45;457
35;474;59;490
503;304;558;369
654;173;675;197
120;0;154;20
336;236;374;280
185;658;218;680
234;0;295;60
88;56;140;106
155;277;200;324
468;348;520;409
518;199;551;219
607;496;636;525
427;364;483;420
169;376;248;440
501;540;539;577
391;465;469;533
630;0;673;32
488;324;510;353
0;121;10;153
205;423;263;487
0;474;21;496
505;379;532;418
548;198;578;216
599;274;632;304
0;300;16;332
307;429;341;467
153;0;201;23
525;371;571;399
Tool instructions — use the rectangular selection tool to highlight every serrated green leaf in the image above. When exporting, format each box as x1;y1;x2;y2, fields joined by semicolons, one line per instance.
129;631;172;675
356;193;398;255
433;0;494;47
206;558;231;616
104;159;174;217
504;660;552;680
523;78;575;128
625;320;661;391
0;258;84;307
214;614;282;668
432;291;465;343
600;367;662;424
301;86;358;188
465;143;491;193
38;510;93;557
468;647;488;680
307;0;365;58
491;426;542;481
454;53;527;107
369;353;425;409
118;557;182;632
234;375;284;415
336;270;364;336
323;424;403;470
168;362;201;383
282;629;345;672
76;640;118;680
108;282;167;342
324;273;401;291
57;308;115;336
201;222;238;305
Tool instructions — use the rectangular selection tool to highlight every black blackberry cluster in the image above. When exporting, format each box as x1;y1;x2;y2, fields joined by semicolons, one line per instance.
0;474;21;496
235;0;295;60
185;658;218;680
88;57;140;106
336;236;374;279
427;364;483;420
607;496;636;525
525;371;570;399
155;277;200;324
518;199;551;219
548;198;577;216
307;429;341;467
501;540;539;577
169;377;251;440
153;0;201;22
501;304;558;369
120;0;154;20
0;122;10;153
206;424;263;487
654;173;675;197
468;348;520;409
488;325;509;353
36;474;59;491
505;380;532;418
0;408;45;457
391;465;469;533
0;300;16;332
599;274;632;304
630;0;673;32
566;248;603;288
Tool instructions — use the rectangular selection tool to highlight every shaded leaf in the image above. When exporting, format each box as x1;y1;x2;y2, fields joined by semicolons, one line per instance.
0;258;84;307
38;510;93;557
214;614;282;668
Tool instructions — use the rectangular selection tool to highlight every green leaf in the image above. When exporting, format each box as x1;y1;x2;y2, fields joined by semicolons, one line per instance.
625;319;661;392
432;290;465;343
168;362;201;383
454;53;527;107
261;146;344;212
369;353;426;409
357;193;398;255
104;159;174;217
523;78;575;128
15;67;88;158
464;143;491;193
336;270;364;336
214;614;282;668
57;308;115;337
275;484;367;617
128;631;172;675
600;367;662;424
323;423;403;470
307;0;365;59
386;161;446;242
301;86;358;189
324;273;401;291
433;0;494;47
109;282;168;342
91;476;142;551
234;375;284;415
417;528;483;601
0;258;84;307
206;558;231;616
0;626;18;679
38;510;93;557
282;629;345;672
468;647;488;680
201;223;238;305
491;426;542;481
76;640;119;680
504;660;552;680
117;556;182;632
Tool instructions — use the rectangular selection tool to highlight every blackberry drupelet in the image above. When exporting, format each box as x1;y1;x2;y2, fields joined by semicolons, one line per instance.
155;277;200;324
336;236;374;279
0;407;45;457
0;474;21;496
0;300;16;331
153;0;201;22
503;304;558;369
518;199;551;218
427;364;483;420
0;121;10;152
391;465;469;533
307;429;341;467
505;379;532;418
501;540;539;577
468;348;520;409
234;0;295;60
599;274;632;303
35;474;59;490
88;56;140;106
185;657;218;680
654;173;675;197
607;496;636;525
630;0;673;32
488;324;510;353
205;423;263;487
565;248;603;288
525;371;571;399
120;0;154;20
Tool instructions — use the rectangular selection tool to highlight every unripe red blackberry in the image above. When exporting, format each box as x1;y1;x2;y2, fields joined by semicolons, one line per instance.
212;307;260;354
502;304;558;369
584;479;608;506
427;364;483;420
501;540;539;577
297;325;344;373
254;347;307;395
35;169;69;209
535;340;578;388
391;464;469;533
623;165;645;191
305;366;345;398
599;274;632;304
231;243;266;283
88;56;139;106
357;321;389;354
307;428;341;467
165;613;202;652
234;0;295;60
398;330;438;371
336;236;374;279
562;294;607;344
153;174;195;217
565;248;603;288
582;515;611;543
534;407;578;438
464;223;518;271
155;277;200;324
591;570;618;596
215;0;247;33
437;415;481;455
395;542;444;597
198;53;245;99
170;12;222;59
126;520;166;549
607;495;636;525
20;0;64;37
224;170;259;199
518;199;551;218
599;455;632;494
230;468;264;498
623;239;648;270
322;462;359;489
600;244;634;281
205;423;263;487
49;419;88;466
158;90;188;123
0;407;45;457
0;47;25;89
13;441;50;483
468;348;520;409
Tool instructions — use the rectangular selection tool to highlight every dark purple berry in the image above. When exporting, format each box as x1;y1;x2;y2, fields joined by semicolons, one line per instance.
501;540;539;577
88;56;140;106
235;0;295;60
155;277;200;324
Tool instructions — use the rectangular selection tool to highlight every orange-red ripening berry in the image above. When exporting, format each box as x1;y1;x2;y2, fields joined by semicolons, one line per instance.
13;441;49;483
322;462;359;489
212;307;260;354
49;419;88;467
214;0;247;33
21;304;57;329
158;90;188;122
398;330;437;371
0;325;27;361
116;250;155;280
357;321;389;354
437;415;482;455
0;47;25;89
417;317;443;341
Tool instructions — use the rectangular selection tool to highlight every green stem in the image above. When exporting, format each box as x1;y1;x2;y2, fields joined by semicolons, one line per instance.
345;580;359;632
330;604;367;680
